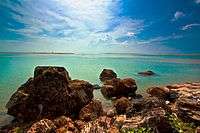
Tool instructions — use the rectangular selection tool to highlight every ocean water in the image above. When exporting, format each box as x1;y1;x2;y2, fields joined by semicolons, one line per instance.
0;53;200;126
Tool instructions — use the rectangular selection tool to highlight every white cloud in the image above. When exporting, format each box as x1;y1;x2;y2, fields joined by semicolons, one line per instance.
4;0;145;53
182;23;200;30
195;0;200;4
172;11;185;21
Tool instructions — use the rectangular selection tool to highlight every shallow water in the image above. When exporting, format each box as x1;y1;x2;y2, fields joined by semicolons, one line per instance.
0;53;200;126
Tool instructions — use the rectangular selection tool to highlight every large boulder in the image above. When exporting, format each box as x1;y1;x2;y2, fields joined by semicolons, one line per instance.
99;69;117;82
6;66;94;121
101;78;137;98
79;100;104;121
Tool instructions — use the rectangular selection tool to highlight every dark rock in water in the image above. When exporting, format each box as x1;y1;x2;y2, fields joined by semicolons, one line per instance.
138;70;155;76
114;97;131;114
27;119;56;133
79;100;103;121
6;66;94;121
99;69;117;82
101;78;137;98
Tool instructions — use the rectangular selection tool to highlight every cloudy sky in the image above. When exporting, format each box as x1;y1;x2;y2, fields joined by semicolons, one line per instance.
0;0;200;54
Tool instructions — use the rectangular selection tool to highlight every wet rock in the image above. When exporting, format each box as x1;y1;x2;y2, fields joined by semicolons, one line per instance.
27;119;56;133
6;66;94;121
138;70;155;76
114;97;131;114
99;69;117;82
101;78;137;98
79;100;103;121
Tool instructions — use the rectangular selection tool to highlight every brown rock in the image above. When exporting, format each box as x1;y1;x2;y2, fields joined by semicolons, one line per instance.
79;100;103;121
114;97;131;114
27;119;56;133
81;116;113;133
101;78;137;98
147;87;169;99
107;126;119;133
6;66;94;121
99;69;117;82
74;120;86;131
53;116;73;128
176;95;200;124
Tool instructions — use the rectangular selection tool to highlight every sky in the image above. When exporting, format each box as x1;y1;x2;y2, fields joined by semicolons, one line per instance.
0;0;200;54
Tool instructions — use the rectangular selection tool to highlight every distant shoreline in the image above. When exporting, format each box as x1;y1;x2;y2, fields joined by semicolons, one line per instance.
0;52;200;56
0;52;75;55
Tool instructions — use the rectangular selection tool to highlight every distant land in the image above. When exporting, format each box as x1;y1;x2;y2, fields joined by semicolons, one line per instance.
0;52;200;56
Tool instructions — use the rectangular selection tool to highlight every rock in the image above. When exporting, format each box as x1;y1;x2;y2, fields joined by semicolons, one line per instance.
121;107;169;132
106;108;117;117
107;126;119;133
74;120;86;131
138;70;155;76
27;119;56;133
79;100;103;121
6;66;94;121
114;97;131;114
99;69;117;82
147;87;169;99
114;115;126;128
34;66;71;81
101;78;137;98
81;116;114;133
53;116;73;128
196;127;200;133
176;95;200;124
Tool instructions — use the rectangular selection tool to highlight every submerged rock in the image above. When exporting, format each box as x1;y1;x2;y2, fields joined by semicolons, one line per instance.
99;69;117;82
138;70;155;76
6;66;94;121
79;100;104;121
101;78;137;98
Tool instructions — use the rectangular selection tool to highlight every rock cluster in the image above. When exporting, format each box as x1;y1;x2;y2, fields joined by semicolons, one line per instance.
6;66;94;121
1;67;200;133
100;69;137;98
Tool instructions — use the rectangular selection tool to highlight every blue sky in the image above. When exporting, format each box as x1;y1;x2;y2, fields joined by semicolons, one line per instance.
0;0;200;54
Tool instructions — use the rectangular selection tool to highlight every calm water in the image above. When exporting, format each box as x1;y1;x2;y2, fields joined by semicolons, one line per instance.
0;53;200;126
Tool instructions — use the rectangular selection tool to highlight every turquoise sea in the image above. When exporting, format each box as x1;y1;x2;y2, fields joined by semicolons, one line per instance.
0;53;200;126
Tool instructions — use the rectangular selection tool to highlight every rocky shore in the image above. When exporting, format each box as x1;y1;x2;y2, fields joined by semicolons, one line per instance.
0;66;200;133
